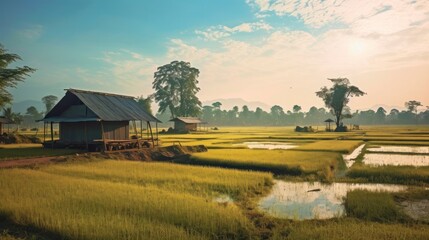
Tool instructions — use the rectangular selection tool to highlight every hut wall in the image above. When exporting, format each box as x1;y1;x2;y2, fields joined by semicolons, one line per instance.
174;121;197;132
60;121;129;143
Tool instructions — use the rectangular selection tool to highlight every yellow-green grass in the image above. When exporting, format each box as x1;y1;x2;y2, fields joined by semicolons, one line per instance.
293;140;363;153
345;190;408;222
189;149;339;179
272;219;429;240
0;145;83;161
0;161;272;240
40;160;272;198
347;165;429;185
369;141;429;146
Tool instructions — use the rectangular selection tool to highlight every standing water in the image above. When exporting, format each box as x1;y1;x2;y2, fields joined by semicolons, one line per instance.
236;142;297;150
259;180;406;220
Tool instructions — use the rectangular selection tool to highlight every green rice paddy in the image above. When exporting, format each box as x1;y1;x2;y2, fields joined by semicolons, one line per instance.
1;126;429;239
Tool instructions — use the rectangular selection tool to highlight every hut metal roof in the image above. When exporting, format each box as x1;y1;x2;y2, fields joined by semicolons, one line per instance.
169;117;206;124
43;89;161;123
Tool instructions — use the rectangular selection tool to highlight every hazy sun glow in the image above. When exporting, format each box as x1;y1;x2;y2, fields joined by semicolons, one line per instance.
349;40;366;56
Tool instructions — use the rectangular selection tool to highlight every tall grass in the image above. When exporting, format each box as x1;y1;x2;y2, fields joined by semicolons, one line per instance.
0;146;83;160
188;149;339;180
293;140;363;153
347;165;429;185
0;161;272;240
274;219;429;240
345;190;407;222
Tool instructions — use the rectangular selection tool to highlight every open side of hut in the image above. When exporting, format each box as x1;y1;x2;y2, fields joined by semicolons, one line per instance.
169;117;207;133
40;89;161;151
0;116;10;134
324;118;335;132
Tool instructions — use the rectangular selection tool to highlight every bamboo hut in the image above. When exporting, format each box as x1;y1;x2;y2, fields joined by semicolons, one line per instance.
40;89;161;151
169;117;207;133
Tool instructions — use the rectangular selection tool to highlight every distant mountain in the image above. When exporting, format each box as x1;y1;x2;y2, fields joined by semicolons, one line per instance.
203;98;271;111
11;100;45;114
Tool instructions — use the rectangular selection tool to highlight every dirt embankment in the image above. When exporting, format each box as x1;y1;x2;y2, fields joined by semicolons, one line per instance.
91;145;208;161
0;145;208;169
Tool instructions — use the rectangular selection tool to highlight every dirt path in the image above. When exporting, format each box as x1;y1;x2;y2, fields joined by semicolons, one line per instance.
0;156;67;169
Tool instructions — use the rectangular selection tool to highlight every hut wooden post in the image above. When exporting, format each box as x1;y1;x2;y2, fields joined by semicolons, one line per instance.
155;122;158;146
43;122;45;142
140;120;143;139
100;121;107;151
148;122;154;147
146;121;149;140
133;120;140;149
50;122;54;149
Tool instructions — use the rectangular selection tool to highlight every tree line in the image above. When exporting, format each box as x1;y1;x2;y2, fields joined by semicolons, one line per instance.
165;101;427;127
2;43;428;131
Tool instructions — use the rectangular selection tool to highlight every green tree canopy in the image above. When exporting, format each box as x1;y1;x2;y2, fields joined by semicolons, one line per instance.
153;61;201;118
136;95;153;115
405;100;422;114
26;106;43;120
42;95;58;114
0;44;35;107
316;78;365;130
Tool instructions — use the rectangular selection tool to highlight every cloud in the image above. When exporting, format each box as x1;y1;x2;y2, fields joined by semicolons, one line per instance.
195;21;272;41
247;0;429;35
17;24;44;40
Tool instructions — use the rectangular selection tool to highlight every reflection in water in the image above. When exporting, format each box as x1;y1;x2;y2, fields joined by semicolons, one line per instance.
343;144;365;168
237;142;297;150
363;153;429;166
259;181;406;220
367;146;429;154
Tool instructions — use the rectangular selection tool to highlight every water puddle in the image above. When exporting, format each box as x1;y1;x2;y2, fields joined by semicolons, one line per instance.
236;142;297;150
259;180;406;220
363;154;429;166
343;144;365;168
214;195;233;203
367;146;429;154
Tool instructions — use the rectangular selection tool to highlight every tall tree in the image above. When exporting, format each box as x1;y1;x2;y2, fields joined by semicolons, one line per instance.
0;44;35;107
136;95;153;115
212;102;222;111
42;95;58;114
405;100;422;114
292;105;302;113
316;78;365;130
26;106;43;120
153;61;201;118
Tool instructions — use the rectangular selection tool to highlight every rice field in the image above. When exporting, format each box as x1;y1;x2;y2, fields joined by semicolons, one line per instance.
189;149;339;179
2;126;429;239
0;160;272;240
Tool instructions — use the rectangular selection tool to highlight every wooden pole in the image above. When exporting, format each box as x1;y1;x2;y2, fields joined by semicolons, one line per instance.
156;122;158;146
140;120;143;139
43;122;46;143
50;122;54;150
148;121;154;147
146;121;149;140
133;120;138;137
100;121;107;152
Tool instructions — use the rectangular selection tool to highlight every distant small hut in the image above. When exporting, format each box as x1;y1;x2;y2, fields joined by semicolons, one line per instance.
169;117;207;133
40;89;161;151
324;118;335;132
0;116;12;134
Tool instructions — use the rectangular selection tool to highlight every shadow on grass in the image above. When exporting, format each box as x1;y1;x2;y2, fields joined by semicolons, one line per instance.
0;214;64;240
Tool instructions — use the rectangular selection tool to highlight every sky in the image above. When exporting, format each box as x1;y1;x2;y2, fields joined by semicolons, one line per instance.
1;0;429;112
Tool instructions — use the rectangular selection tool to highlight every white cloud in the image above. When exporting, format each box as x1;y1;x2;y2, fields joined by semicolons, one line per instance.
195;21;272;41
247;0;429;35
17;24;44;40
